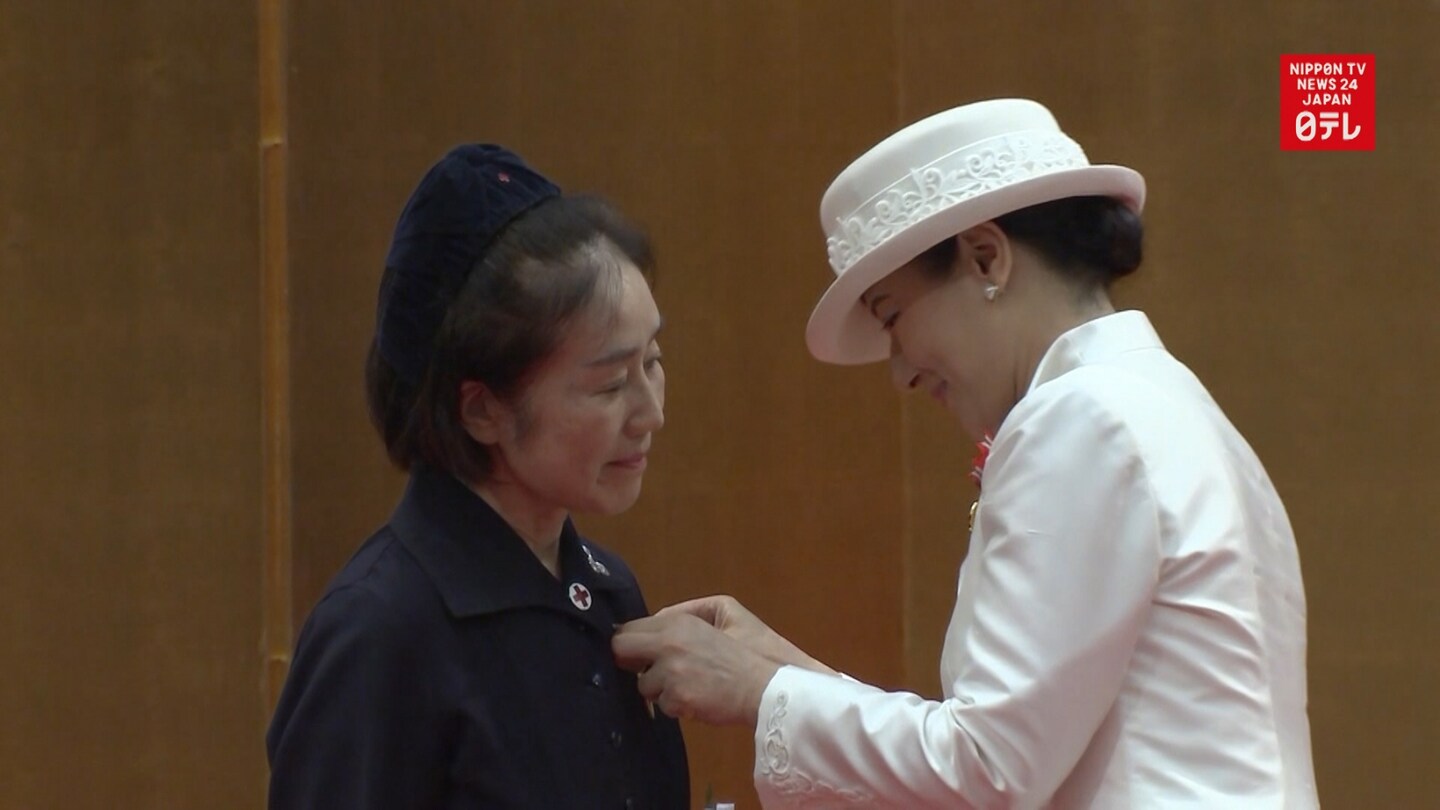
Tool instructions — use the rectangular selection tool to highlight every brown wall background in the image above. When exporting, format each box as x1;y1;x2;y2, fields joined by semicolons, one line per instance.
2;1;1435;807
0;1;267;807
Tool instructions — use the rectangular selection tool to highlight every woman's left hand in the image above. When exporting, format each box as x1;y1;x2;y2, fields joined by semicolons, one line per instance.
612;612;781;727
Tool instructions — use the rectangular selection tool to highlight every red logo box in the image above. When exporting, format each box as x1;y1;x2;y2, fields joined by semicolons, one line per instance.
1280;54;1375;151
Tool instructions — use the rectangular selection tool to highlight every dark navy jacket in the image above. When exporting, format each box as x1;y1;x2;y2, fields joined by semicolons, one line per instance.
267;467;689;809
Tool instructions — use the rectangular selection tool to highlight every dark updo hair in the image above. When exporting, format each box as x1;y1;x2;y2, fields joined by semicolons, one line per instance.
916;195;1143;289
366;194;656;482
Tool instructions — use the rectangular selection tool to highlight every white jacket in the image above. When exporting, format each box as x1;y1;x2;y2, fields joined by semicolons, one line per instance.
754;311;1318;808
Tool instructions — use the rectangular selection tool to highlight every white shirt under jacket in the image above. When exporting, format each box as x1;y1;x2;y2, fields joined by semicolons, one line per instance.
754;311;1318;809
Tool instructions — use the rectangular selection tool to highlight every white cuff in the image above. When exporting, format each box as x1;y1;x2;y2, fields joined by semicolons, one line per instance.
752;666;877;807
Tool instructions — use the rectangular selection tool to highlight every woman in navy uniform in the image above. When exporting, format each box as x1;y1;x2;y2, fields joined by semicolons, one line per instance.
267;144;689;809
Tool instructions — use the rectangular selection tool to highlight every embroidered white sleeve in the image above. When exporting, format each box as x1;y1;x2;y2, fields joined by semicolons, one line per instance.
757;688;874;808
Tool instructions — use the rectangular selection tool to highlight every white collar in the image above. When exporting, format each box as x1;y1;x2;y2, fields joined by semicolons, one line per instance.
1026;310;1165;395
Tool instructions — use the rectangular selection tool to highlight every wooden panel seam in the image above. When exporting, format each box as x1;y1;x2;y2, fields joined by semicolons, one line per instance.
259;0;293;719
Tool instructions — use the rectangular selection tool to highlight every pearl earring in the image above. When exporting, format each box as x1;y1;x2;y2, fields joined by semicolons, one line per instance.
984;284;1001;302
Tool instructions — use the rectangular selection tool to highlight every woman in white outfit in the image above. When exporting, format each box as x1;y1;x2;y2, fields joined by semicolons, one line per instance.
614;98;1319;808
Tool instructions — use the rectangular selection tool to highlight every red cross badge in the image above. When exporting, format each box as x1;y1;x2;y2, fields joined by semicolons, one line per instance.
568;582;592;611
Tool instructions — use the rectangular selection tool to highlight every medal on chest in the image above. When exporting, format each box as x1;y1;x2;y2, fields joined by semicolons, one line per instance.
968;434;993;535
581;543;610;576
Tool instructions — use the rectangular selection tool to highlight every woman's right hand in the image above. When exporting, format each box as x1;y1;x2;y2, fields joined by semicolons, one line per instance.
656;595;837;677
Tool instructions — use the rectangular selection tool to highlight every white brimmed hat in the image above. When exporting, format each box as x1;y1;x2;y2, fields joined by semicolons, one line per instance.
805;98;1146;365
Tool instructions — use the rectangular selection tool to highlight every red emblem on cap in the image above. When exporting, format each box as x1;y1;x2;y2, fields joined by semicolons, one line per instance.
497;172;511;183
569;583;592;611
